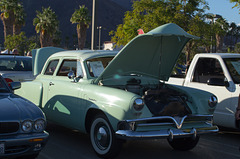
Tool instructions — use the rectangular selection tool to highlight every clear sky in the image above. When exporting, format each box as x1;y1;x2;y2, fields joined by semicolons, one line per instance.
207;0;240;25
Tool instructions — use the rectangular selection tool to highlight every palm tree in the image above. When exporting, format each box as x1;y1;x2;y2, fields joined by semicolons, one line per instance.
70;5;91;50
33;7;59;47
230;0;240;8
228;22;237;50
0;0;19;40
214;17;229;52
13;3;25;35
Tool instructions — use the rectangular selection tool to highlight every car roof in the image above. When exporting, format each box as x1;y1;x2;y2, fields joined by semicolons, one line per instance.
0;55;32;59
196;53;240;59
50;50;118;61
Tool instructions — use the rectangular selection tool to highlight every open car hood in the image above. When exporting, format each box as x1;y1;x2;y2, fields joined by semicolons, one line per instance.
94;23;199;84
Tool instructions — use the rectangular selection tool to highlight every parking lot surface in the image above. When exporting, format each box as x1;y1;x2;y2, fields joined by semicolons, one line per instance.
37;124;240;159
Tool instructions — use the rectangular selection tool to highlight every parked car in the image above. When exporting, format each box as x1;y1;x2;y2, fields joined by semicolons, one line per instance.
0;75;48;158
168;53;240;129
15;23;218;158
0;55;34;84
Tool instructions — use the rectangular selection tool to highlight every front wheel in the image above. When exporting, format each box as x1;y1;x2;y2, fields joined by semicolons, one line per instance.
167;136;199;151
90;114;122;159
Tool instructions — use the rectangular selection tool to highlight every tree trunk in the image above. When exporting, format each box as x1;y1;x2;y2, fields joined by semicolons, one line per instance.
40;31;53;47
0;11;15;40
216;34;223;52
205;45;210;53
77;24;87;50
185;42;193;64
13;23;22;35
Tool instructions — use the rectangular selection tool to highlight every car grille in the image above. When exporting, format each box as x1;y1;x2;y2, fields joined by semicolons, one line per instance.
5;145;30;154
118;115;213;131
0;122;19;134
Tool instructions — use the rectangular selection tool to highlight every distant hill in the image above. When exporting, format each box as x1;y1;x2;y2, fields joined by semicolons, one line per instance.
0;0;132;49
111;0;133;10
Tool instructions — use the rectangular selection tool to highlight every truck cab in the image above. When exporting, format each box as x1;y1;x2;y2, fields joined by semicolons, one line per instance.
169;53;240;129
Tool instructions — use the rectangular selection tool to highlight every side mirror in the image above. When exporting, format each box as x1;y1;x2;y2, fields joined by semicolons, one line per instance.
224;78;230;87
67;71;82;82
10;82;21;90
207;78;229;87
67;71;75;80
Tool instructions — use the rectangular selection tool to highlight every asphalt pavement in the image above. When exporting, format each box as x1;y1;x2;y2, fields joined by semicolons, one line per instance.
36;124;240;159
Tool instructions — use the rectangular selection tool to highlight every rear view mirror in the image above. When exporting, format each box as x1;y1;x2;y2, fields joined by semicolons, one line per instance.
10;82;21;90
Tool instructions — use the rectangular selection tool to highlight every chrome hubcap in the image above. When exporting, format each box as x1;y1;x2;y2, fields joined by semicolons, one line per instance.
95;125;110;150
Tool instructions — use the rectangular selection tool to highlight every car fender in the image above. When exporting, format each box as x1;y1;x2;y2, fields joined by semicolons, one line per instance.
82;84;140;131
15;81;43;108
166;84;217;115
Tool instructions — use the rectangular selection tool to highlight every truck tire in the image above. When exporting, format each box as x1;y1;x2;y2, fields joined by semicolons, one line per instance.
90;114;122;159
167;136;199;151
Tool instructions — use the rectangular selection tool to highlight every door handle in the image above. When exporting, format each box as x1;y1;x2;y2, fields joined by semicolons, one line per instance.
49;82;54;86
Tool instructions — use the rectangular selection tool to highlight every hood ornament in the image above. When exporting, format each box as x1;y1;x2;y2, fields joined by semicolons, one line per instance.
173;116;187;129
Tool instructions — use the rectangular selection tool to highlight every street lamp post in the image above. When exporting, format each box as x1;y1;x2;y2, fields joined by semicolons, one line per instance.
91;0;96;50
208;14;222;53
97;26;102;50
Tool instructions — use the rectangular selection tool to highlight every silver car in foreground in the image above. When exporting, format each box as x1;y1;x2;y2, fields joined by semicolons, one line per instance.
0;75;48;158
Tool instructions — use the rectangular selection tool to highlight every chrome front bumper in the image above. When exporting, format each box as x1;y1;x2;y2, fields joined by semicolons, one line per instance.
0;131;49;157
116;115;219;140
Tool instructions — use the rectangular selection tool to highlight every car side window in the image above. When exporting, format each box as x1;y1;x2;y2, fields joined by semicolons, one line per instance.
44;59;59;75
57;59;83;77
86;57;114;77
192;58;224;83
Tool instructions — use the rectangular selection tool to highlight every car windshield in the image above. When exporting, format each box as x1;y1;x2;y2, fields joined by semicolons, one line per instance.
224;58;240;84
0;77;10;93
0;57;32;71
86;57;114;77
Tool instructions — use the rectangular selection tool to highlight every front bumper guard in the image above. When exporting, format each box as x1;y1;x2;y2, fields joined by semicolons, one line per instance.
116;115;219;140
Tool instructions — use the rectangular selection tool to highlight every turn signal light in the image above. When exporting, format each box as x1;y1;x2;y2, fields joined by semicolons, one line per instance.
29;138;44;142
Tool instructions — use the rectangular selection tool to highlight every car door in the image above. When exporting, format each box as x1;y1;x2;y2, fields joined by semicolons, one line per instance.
41;58;59;108
185;57;234;128
43;58;85;129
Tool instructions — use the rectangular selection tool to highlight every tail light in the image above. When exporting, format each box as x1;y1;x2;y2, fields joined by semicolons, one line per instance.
4;78;13;86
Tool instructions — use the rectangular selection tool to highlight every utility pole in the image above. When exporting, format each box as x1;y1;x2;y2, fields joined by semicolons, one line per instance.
97;26;102;50
91;0;96;50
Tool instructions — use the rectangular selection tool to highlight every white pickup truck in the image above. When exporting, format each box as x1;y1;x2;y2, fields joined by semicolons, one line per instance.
168;53;240;129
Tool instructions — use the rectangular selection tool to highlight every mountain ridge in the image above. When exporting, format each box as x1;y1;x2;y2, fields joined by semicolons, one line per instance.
0;0;132;49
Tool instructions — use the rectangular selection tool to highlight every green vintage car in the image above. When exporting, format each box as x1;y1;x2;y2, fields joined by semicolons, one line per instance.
16;23;218;158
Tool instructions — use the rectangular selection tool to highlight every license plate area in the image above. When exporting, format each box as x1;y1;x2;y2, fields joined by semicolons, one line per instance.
0;143;5;154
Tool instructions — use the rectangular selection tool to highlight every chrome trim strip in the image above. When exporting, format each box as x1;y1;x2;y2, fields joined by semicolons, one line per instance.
125;115;213;123
124;115;213;130
138;122;175;127
116;126;218;140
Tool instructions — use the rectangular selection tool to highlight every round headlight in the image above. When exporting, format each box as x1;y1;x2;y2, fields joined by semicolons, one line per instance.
133;98;144;111
22;120;33;133
208;95;217;108
34;119;46;132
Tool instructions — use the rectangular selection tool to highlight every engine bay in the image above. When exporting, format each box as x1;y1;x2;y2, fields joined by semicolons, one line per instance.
124;78;192;117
